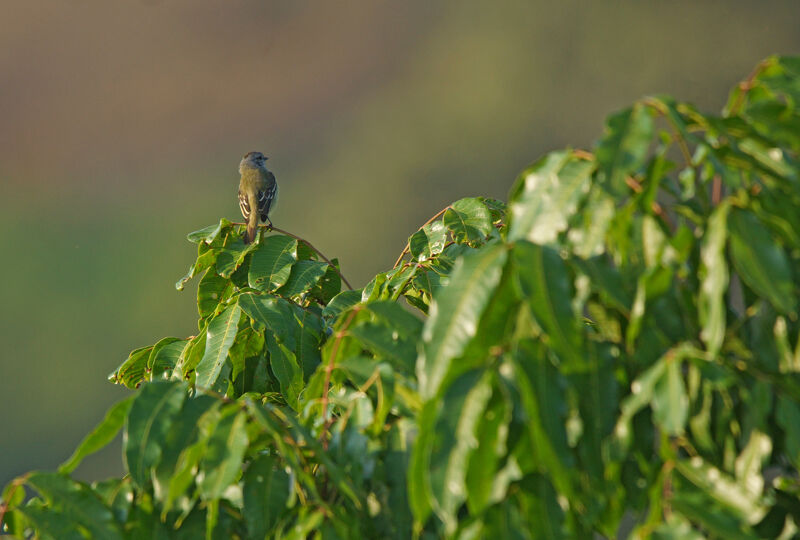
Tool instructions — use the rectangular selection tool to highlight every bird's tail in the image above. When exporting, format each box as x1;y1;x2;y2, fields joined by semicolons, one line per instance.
245;194;259;244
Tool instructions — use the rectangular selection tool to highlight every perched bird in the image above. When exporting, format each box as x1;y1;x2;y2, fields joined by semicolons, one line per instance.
238;151;278;244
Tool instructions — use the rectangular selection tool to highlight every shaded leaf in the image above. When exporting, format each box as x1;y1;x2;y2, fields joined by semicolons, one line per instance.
595;103;654;197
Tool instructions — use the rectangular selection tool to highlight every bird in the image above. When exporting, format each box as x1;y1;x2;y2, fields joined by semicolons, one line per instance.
238;151;278;244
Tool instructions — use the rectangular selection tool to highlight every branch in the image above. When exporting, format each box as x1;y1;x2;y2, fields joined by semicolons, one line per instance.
269;227;354;291
0;474;28;534
727;58;771;117
642;97;693;170
393;206;452;269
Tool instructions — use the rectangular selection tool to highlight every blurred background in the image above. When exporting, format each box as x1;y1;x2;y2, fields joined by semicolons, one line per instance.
2;0;799;487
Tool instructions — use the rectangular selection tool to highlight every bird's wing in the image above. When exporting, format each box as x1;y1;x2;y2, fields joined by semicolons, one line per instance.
258;174;277;220
238;189;252;220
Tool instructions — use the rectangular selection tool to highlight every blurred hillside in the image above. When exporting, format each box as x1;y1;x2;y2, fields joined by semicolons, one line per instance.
1;0;799;488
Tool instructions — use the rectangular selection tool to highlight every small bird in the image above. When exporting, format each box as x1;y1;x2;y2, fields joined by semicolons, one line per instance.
238;151;278;244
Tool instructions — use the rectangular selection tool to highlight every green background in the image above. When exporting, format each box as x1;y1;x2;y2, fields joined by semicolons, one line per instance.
2;0;799;487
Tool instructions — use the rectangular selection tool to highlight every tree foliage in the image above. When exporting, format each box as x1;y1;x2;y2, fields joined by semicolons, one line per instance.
3;56;800;539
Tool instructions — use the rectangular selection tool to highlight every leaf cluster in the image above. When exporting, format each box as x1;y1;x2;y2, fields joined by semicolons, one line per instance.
4;56;800;539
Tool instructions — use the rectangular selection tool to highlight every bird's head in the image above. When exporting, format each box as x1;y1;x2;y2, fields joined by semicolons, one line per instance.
239;151;268;173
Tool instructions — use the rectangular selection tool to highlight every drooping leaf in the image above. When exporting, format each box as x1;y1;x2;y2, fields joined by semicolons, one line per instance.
110;345;153;388
195;302;242;388
652;356;688;435
698;201;730;357
728;208;795;314
595;103;654;197
418;242;508;399
509;150;595;245
197;408;249;500
243;453;291;539
513;242;585;372
59;396;134;474
124;381;187;487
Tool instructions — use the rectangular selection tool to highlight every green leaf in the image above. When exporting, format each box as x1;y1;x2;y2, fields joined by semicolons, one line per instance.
568;187;616;258
195;303;242;388
513;242;585;372
410;220;448;261
59;396;134;474
443;198;493;245
612;353;667;454
776;396;800;468
418;242;508;399
267;336;303;409
215;235;253;278
198;270;232;319
652;356;688;435
12;504;86;540
277;259;328;297
124;381;187;487
427;370;493;535
595;103;654;197
243;453;291;539
26;472;124;540
699;201;730;357
675;456;767;524
349;321;416;373
110;345;153;388
293;306;323;380
198;408;249;500
365;300;423;338
317;257;343;303
508;150;595;244
728;208;795;314
248;235;298;291
465;381;511;514
322;289;362;322
187;219;231;244
238;292;292;346
153;394;219;508
148;337;189;380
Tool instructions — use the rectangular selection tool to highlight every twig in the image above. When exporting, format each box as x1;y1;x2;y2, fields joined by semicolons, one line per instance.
727;58;771;117
231;222;353;290
0;475;28;533
625;175;674;230
319;306;362;448
393;206;452;268
711;174;722;205
269;226;353;291
642;97;693;170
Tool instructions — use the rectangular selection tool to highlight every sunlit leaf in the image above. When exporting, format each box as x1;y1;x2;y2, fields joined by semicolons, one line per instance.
248;235;298;291
195;302;242;388
418;243;507;399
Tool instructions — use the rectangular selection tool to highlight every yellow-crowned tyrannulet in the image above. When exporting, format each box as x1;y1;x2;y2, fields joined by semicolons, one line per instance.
238;151;277;244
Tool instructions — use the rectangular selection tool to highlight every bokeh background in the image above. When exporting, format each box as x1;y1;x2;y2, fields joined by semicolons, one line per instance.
2;0;799;488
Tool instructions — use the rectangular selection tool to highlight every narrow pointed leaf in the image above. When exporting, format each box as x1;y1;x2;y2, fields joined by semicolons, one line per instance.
59;396;134;474
195;303;242;388
418;242;507;399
